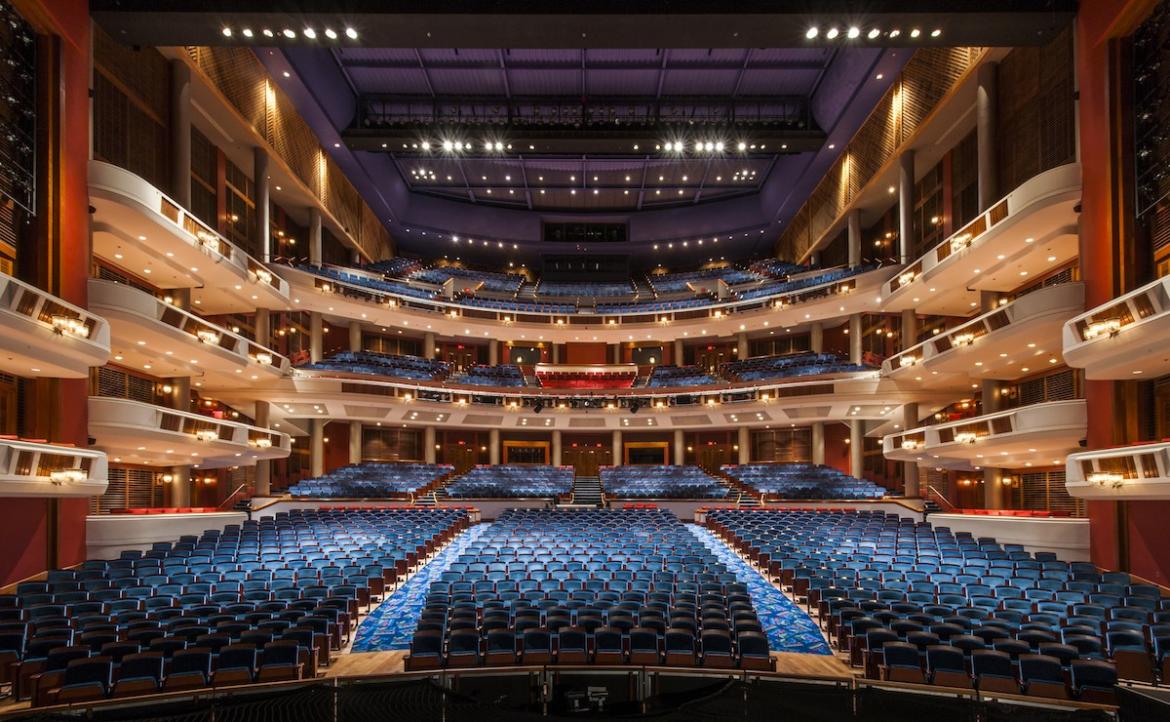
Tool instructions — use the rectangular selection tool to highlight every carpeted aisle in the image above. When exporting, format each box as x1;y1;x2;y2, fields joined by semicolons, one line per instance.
687;523;831;655
353;523;490;651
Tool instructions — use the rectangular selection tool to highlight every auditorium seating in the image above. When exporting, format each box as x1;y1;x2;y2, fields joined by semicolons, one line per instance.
720;352;873;383
601;465;729;499
442;465;574;498
409;267;524;294
535;366;638;389
297;264;439;301
4;508;469;706
707;509;1167;701
287;463;453;498
453;364;526;387
647;365;718;388
298;351;450;382
537;281;635;298
406;508;771;670
720;463;887;500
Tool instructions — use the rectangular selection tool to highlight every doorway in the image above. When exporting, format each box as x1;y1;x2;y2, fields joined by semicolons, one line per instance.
624;442;668;465
503;441;550;464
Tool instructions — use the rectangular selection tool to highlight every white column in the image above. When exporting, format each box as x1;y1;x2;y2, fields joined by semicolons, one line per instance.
310;419;325;477
254;147;270;263
169;60;191;209
254;401;271;496
310;312;323;363
424;426;437;464
349;421;362;465
673;429;685;466
489;429;501;465
847;208;862;267
849;315;863;364
348;321;362;353
612;430;622;466
810;322;824;353
902;403;920;497
424;332;436;359
736;332;749;359
488;341;498;366
308;207;323;267
811;422;825;466
976;62;999;213
850;419;864;479
673;339;684;365
898;150;915;264
551;430;562;466
737;427;750;464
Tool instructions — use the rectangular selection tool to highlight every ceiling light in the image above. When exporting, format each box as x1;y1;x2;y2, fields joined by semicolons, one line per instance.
847;27;860;39
826;27;840;39
221;27;232;37
324;28;337;39
806;27;819;39
282;28;296;39
303;28;316;39
345;27;358;40
931;29;942;37
241;28;253;38
910;28;921;38
867;28;880;39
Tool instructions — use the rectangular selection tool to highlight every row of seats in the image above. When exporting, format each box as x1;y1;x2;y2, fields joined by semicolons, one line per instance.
720;463;888;500
719;352;873;383
1;508;470;706
601;466;729;498
453;364;526;387
646;365;718;387
442;465;574;498
298;350;450;382
287;463;453;498
536;281;636;298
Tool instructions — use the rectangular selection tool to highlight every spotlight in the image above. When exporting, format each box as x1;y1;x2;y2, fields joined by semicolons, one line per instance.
494;141;504;150
484;141;493;151
931;29;942;37
826;27;840;39
629;400;641;415
889;29;901;38
910;28;921;38
241;28;253;38
282;28;296;39
262;29;274;37
345;27;358;40
715;141;724;152
847;27;860;39
221;27;232;37
867;28;880;39
533;401;544;414
737;142;747;151
442;140;454;151
805;27;819;39
303;28;316;39
324;28;338;39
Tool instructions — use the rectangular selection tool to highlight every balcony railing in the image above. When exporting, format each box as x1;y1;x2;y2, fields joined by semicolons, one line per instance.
1066;441;1170;500
0;437;108;497
1062;274;1170;379
0;270;111;377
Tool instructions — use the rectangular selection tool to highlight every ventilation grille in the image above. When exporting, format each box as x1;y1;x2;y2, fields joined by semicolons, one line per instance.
91;467;158;514
95;367;156;404
1019;470;1084;517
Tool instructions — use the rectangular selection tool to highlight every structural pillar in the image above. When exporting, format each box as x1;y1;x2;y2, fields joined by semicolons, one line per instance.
424;332;436;359
900;310;918;350
552;344;561;364
310;419;325;478
254;401;272;496
847;208;862;267
309;312;323;363
736;332;748;359
902;403;920;497
673;339;684;365
850;419;864;479
976;62;999;213
849;315;863;365
169;60;191;209
254;147;270;262
673;429;685;466
551;430;562;467
349;421;362;465
810;322;824;353
489;429;500;465
171;467;191;507
424;426;437;464
811;422;825;466
308;207;323;267
737;426;750;464
611;344;621;364
984;468;1005;509
488;341;499;366
612;430;623;466
898;150;916;264
254;309;271;349
348;321;362;353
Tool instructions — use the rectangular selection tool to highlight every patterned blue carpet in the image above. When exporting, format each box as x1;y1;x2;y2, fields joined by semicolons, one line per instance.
687;524;831;655
352;523;489;651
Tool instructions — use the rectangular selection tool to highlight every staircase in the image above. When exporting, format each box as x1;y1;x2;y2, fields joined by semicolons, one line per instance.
571;476;604;507
414;491;439;507
734;492;761;508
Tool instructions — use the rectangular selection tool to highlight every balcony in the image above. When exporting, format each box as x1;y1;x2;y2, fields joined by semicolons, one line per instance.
882;283;1084;389
89;279;290;389
88;161;289;314
88;397;290;468
882;164;1081;316
0;437;108;497
883;399;1087;470
1066;442;1170;500
1062;274;1170;380
0;271;111;378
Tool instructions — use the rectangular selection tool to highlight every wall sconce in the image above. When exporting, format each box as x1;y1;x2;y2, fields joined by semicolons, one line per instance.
1087;471;1125;488
51;315;90;338
195;429;219;442
901;439;921;450
196;329;221;345
251;438;273;449
899;354;919;367
49;468;86;484
1084;318;1122;340
954;431;978;444
952;332;976;347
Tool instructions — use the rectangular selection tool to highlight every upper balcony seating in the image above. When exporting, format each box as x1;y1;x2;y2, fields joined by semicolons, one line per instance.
407;508;770;671
646;365;718;388
287;463;453;498
452;364;526;387
442;465;574;498
747;259;805;279
707;509;1156;700
3;508;469;706
720;352;872;383
536;281;635;298
719;463;886;500
458;296;578;315
601;465;729;499
365;258;424;278
595;296;712;314
734;264;879;301
410;267;525;294
648;267;761;294
297;264;439;301
298;351;450;382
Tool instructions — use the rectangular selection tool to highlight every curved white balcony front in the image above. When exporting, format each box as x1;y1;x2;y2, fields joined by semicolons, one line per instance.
0;271;111;378
88;161;289;314
88;397;290;469
276;263;897;344
882;164;1082;316
0;438;108;497
1062;275;1170;380
882;283;1084;389
1066;442;1170;500
89;279;290;389
883;399;1087;470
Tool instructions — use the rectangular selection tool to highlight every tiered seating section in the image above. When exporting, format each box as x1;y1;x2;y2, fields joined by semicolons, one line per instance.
721;463;887;500
534;365;638;389
720;352;873;383
442;465;574;499
646;365;718;387
708;509;1164;702
298;351;449;382
2;508;469;706
452;364;526;387
287;463;453;499
601;465;729;499
406;509;771;670
537;281;635;298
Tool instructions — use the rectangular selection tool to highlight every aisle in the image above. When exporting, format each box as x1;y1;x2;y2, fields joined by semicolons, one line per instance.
352;523;490;651
687;524;831;655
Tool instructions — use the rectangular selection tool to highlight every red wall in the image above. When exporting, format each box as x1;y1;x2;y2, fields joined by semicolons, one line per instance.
323;421;351;473
823;423;850;475
564;343;609;365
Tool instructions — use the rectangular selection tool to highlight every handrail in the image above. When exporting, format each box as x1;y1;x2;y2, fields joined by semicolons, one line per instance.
217;483;250;512
925;484;956;512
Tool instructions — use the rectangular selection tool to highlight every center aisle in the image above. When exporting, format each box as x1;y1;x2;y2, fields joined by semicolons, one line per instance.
687;524;831;655
353;523;490;651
